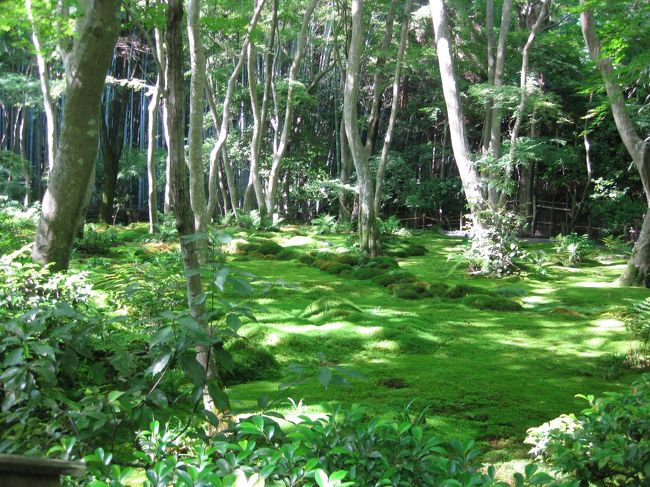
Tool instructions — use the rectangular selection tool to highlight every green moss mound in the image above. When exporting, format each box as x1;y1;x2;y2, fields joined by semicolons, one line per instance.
298;254;316;265
335;253;362;266
238;238;283;257
462;294;523;312
375;327;440;354
325;263;353;275
427;281;450;297
385;242;428;257
445;284;493;299
255;240;283;256
222;340;281;385
391;282;433;300
351;267;386;280
273;248;296;261
374;270;418;287
365;256;399;269
301;297;363;321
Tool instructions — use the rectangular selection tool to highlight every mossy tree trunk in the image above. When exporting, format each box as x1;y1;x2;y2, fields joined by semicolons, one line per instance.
32;0;120;271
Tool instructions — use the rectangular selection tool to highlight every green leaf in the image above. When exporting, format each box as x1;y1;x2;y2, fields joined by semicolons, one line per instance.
330;470;347;481
215;267;229;292
177;317;205;334
4;347;23;366
149;326;173;348
147;352;171;376
226;313;242;331
208;379;230;411
107;390;125;404
314;469;329;487
317;367;332;389
179;353;207;386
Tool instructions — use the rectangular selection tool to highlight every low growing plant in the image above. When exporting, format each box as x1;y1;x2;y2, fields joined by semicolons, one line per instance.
526;375;650;485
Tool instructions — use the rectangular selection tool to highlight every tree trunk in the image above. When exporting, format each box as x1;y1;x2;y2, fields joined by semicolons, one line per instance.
25;0;57;172
488;0;513;160
186;0;208;238
580;2;650;286
19;107;31;207
344;0;379;256
338;114;353;222
147;75;161;234
499;0;551;208
165;0;219;412
32;0;120;271
364;0;397;155
265;0;319;215
99;84;128;224
481;0;495;152
206;0;267;222
429;0;484;217
374;0;412;216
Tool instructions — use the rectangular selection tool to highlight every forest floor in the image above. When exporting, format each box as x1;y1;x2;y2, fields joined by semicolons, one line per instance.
5;214;647;473
66;223;649;467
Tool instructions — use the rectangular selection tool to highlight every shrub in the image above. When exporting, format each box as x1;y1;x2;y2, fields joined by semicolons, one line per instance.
74;227;117;255
0;260;92;319
462;294;523;312
526;375;650;485
445;284;493;299
627;297;650;361
552;233;594;266
311;214;339;234
377;215;404;236
468;208;523;276
602;235;633;257
78;404;557;487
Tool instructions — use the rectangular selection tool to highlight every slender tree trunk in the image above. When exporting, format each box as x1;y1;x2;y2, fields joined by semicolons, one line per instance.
186;0;208;237
481;0;495;152
344;0;379;256
165;0;219;411
429;0;484;218
245;41;267;211
100;85;128;224
265;0;319;215
499;0;551;208
374;0;412;216
32;0;120;271
338;114;353;222
147;76;161;234
488;0;513;160
364;0;397;155
580;2;650;286
25;0;57;172
17;107;31;207
206;0;267;222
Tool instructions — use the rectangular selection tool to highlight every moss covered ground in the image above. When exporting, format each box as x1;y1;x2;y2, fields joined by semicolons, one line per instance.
69;224;648;463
